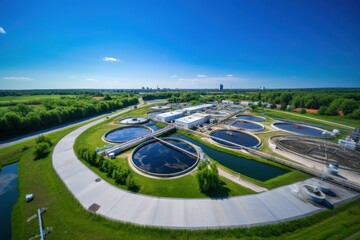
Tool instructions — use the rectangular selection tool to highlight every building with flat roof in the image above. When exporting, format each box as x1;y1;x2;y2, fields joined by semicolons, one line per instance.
156;110;185;122
183;104;214;114
175;113;210;129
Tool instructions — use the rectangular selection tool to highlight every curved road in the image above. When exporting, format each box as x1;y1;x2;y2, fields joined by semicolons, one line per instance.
52;117;358;229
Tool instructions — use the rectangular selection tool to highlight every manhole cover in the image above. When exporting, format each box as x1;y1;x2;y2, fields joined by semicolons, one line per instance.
88;203;101;213
95;178;101;182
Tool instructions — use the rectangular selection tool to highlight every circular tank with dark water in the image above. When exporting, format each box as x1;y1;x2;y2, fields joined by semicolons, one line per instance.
226;120;264;131
104;126;152;143
236;114;265;122
210;130;261;148
273;122;332;138
131;138;199;177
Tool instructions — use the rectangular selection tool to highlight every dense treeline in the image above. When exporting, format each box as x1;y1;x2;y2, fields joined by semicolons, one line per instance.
0;95;138;140
257;90;360;119
141;89;360;119
0;89;138;97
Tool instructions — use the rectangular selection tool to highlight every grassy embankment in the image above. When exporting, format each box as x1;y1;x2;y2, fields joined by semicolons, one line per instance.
0;110;359;239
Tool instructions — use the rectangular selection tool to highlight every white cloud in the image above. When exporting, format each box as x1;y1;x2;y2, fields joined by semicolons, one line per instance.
226;74;234;78
170;75;178;78
85;78;100;82
0;27;6;34
3;76;32;80
196;74;206;78
102;57;120;62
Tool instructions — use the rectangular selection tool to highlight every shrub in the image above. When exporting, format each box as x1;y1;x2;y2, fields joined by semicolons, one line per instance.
34;142;51;159
126;174;137;190
114;168;130;185
36;134;53;146
300;108;307;114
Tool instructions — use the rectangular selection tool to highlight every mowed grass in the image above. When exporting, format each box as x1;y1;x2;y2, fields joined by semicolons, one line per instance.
0;95;73;103
0;115;359;239
263;108;359;129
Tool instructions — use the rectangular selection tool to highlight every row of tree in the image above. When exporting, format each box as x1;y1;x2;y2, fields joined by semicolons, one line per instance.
78;147;137;190
0;95;138;140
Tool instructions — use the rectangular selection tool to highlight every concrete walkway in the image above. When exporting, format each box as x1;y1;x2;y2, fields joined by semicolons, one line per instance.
52;117;359;229
218;168;268;193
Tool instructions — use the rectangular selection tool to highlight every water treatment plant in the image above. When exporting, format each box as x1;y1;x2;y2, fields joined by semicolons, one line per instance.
49;101;359;232
4;99;360;238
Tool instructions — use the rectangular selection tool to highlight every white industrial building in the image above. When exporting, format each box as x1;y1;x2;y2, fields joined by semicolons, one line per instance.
222;100;234;105
175;113;210;129
183;104;214;114
240;101;251;106
156;110;185;122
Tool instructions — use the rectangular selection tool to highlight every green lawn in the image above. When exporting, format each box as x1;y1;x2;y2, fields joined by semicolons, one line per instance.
0;95;73;103
262;108;359;129
1;113;359;239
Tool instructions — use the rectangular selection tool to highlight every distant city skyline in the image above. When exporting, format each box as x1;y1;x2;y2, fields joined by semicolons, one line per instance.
0;0;359;89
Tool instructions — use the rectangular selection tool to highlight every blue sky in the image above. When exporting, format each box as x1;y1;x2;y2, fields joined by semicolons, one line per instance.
0;0;359;89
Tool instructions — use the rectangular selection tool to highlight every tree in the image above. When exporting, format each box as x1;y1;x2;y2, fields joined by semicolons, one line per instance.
347;107;360;120
34;142;51;159
325;104;338;116
318;106;327;115
196;161;220;192
36;134;53;146
104;94;112;100
340;99;359;115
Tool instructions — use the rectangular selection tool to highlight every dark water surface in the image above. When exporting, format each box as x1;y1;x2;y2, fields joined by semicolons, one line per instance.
0;162;19;240
236;115;266;122
210;130;261;148
273;122;328;137
174;133;287;181
132;138;197;176
105;126;151;143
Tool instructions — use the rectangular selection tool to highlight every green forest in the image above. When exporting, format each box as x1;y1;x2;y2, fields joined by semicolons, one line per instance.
0;94;138;140
1;88;359;141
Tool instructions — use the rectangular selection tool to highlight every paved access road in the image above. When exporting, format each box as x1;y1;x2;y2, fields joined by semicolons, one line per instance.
52;116;358;229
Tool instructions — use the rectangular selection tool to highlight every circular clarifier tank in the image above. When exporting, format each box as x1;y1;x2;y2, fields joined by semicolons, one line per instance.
150;105;171;111
210;130;261;148
104;126;152;143
131;138;200;177
226;120;264;132
236;114;265;122
120;117;150;124
272;122;333;138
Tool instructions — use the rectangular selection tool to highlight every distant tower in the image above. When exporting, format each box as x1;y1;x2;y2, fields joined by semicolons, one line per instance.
220;84;224;91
